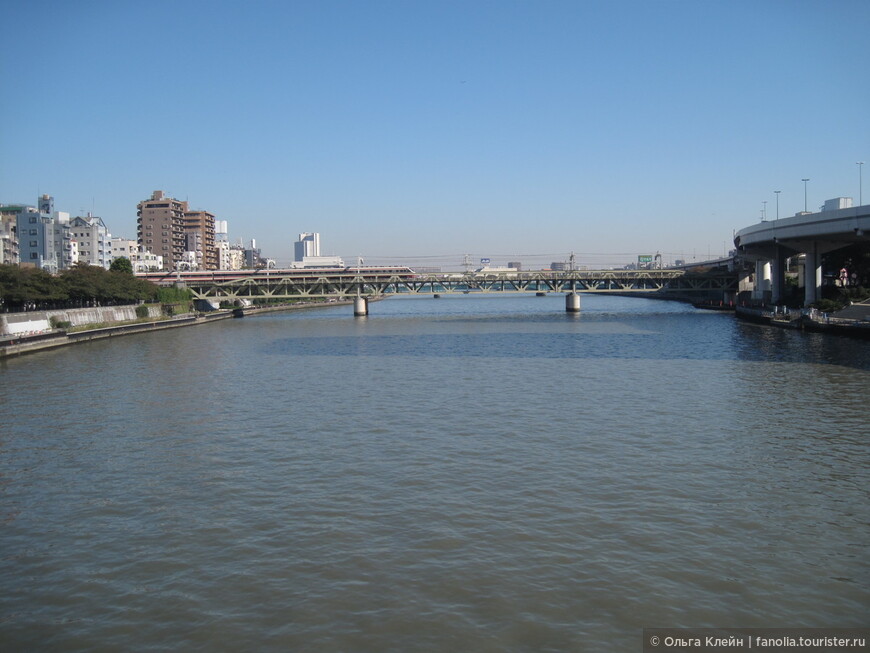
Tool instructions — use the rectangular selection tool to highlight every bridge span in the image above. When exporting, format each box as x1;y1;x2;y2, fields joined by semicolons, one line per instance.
140;266;737;314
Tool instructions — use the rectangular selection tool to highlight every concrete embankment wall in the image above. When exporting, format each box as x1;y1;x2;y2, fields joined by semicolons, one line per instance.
0;305;162;336
0;312;234;358
1;300;355;358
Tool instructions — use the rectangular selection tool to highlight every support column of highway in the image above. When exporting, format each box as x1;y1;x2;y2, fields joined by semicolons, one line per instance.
762;261;772;300
804;241;822;306
752;260;772;301
771;246;788;305
354;296;368;316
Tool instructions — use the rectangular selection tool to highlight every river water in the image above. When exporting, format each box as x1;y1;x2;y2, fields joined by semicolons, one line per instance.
1;294;868;651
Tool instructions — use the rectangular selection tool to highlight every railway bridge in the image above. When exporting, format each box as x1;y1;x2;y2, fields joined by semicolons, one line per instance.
141;266;738;315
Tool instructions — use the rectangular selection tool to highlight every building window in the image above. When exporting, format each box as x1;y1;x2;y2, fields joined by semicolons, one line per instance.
30;252;38;259
29;216;37;223
30;240;37;247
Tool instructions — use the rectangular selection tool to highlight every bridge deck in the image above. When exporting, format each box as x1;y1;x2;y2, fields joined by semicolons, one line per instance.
142;268;738;301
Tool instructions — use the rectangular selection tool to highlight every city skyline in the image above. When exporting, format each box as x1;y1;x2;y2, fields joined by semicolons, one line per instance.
2;1;868;266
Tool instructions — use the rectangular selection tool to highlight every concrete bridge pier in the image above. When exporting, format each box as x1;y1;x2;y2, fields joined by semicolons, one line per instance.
566;292;581;313
771;246;788;305
753;260;771;301
354;296;369;316
804;242;822;306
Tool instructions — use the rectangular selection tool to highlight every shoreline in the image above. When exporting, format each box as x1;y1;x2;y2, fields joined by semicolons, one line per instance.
0;299;354;359
734;304;870;338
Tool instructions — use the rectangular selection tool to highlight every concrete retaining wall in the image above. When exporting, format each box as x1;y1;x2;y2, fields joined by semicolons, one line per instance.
0;305;162;336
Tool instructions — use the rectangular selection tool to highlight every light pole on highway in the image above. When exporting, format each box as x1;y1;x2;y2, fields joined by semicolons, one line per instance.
802;178;810;213
858;162;864;206
774;190;781;220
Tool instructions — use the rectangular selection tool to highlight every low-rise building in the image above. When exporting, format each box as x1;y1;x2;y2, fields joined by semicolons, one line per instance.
130;250;163;272
226;244;245;270
0;208;21;265
110;237;138;263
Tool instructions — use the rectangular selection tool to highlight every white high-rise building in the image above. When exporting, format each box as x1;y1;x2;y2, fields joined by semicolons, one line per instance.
215;220;228;242
294;232;320;261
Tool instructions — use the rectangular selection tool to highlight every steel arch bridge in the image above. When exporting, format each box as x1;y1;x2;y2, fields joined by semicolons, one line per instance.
140;267;738;302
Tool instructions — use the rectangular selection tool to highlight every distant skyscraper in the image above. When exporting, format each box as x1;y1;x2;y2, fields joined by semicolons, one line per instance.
294;232;320;262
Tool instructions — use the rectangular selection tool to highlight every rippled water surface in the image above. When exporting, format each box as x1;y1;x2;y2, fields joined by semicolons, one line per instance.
1;295;868;651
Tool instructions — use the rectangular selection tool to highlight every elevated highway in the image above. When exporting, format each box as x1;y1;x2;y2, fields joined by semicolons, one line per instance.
734;203;870;305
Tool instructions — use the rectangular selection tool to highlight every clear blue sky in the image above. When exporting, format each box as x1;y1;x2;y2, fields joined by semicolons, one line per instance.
2;0;868;268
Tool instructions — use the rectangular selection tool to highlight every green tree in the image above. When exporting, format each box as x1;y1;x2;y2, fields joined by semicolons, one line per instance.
61;264;110;304
0;264;26;310
0;263;159;312
110;257;134;275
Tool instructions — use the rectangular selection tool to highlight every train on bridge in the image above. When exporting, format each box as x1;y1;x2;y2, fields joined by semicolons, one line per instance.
137;266;419;286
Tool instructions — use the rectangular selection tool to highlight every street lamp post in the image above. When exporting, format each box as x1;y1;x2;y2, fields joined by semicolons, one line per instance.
774;190;781;220
858;162;865;206
802;178;810;213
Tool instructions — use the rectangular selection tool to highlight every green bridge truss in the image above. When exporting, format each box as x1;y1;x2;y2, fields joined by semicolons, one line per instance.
180;269;738;302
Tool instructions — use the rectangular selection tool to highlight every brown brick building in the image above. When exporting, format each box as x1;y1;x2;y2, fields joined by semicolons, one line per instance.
137;191;218;270
137;190;187;270
184;209;217;270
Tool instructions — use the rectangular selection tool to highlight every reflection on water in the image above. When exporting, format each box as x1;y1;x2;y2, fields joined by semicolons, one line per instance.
1;294;868;652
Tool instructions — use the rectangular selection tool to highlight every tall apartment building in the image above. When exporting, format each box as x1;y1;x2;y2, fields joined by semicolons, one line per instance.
70;214;112;268
294;232;320;261
184;209;216;270
137;190;187;271
15;195;73;271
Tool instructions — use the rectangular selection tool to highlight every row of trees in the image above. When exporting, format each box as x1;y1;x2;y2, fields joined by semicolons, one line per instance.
0;260;160;312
